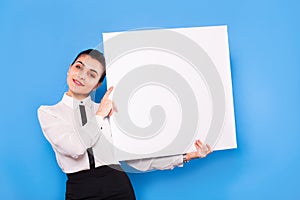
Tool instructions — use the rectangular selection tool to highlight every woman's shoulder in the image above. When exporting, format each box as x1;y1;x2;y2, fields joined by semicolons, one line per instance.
37;101;66;118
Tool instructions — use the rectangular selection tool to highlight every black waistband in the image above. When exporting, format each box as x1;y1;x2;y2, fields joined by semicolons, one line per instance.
67;165;123;180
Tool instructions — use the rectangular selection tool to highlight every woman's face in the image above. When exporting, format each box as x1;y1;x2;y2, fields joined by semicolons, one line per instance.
67;54;104;99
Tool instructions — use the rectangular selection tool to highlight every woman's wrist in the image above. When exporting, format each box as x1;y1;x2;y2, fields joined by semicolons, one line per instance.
184;152;195;163
96;111;106;119
188;152;195;161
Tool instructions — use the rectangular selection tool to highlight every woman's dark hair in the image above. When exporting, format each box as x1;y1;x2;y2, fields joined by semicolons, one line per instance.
71;49;106;83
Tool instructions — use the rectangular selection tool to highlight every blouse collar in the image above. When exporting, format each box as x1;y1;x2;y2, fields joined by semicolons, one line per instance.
61;93;93;109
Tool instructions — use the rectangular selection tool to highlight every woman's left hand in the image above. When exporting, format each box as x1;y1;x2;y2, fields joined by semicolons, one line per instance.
185;139;213;162
96;86;116;118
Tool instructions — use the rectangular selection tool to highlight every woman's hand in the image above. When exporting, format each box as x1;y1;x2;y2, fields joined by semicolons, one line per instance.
185;139;213;162
96;86;117;118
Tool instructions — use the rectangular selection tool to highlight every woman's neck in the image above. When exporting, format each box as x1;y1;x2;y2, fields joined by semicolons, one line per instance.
66;90;89;100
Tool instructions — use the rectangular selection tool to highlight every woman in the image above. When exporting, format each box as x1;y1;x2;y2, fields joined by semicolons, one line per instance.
38;49;212;200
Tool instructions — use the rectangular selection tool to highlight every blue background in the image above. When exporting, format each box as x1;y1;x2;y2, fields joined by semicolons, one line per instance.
1;0;299;199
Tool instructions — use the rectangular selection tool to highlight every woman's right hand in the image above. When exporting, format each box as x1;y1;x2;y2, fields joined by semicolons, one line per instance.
185;139;212;161
96;86;116;118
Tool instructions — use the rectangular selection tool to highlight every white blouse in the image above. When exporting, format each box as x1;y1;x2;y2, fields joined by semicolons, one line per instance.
37;93;183;174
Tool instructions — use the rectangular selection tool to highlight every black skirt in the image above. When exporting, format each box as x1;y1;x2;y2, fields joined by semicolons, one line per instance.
65;165;136;200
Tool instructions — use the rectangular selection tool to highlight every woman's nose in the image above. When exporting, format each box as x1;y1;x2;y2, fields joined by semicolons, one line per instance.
77;70;87;80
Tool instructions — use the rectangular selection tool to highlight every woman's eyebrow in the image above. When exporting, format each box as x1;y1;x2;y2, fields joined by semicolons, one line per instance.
76;61;85;66
76;61;99;75
89;69;99;75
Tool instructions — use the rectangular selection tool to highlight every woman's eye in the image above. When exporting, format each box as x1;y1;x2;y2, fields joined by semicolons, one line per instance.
74;64;82;70
89;73;96;78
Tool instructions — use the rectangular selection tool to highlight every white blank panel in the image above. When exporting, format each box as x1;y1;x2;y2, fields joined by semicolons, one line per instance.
103;25;237;161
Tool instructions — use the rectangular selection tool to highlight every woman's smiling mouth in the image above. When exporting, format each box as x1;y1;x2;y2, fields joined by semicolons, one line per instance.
73;79;84;86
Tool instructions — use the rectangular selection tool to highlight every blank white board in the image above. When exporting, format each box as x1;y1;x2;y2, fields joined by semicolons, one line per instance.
103;25;237;161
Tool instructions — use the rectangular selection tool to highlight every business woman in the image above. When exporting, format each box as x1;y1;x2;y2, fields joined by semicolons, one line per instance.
37;49;212;200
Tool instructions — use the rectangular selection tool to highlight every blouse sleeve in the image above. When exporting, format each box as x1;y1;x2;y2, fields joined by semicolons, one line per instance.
38;106;87;159
126;155;184;172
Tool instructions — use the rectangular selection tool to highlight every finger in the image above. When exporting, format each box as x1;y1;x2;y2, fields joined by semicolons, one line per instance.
108;108;113;117
206;144;212;153
196;143;202;150
196;140;202;147
195;142;201;150
198;152;206;158
194;139;200;147
205;145;211;155
100;100;112;110
199;140;207;150
195;140;202;149
112;101;118;113
198;139;203;146
103;86;114;100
